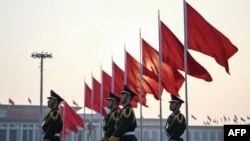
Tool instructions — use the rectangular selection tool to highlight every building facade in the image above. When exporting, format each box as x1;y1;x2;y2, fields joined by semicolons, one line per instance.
0;105;223;141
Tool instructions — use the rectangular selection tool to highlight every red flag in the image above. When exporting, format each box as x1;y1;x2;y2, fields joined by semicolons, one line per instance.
247;116;250;120
84;82;92;110
187;3;238;74
240;117;245;122
203;121;207;126
101;70;112;107
73;100;79;107
126;51;160;107
234;115;238;120
223;115;227;122
113;61;124;96
191;114;197;120
142;38;184;96
207;115;211;122
59;101;84;138
160;21;212;82
233;118;237;123
92;77;107;117
8;98;15;105
28;97;32;104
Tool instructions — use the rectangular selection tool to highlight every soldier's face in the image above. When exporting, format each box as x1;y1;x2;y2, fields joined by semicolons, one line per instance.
107;100;114;109
47;98;56;108
169;102;178;111
120;94;129;103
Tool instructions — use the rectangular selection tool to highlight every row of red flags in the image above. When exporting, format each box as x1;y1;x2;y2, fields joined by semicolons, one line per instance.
8;3;238;110
190;115;250;126
83;2;238;116
7;2;238;138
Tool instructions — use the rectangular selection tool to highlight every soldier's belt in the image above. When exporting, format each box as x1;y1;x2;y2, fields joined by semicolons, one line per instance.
124;131;135;136
54;133;60;136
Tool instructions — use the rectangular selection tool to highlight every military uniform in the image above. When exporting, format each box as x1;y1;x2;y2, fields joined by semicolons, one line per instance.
41;90;64;141
109;85;137;141
165;95;186;141
101;92;120;141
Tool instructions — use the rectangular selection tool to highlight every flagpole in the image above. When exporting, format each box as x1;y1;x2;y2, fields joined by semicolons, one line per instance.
83;78;86;139
158;10;163;141
124;43;127;84
62;101;66;138
139;29;143;141
100;65;103;140
183;1;189;141
90;73;94;141
111;55;114;93
91;73;94;121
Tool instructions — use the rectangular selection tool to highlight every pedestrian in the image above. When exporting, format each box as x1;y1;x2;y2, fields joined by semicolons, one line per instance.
109;85;137;141
41;90;64;141
165;95;186;141
101;92;121;141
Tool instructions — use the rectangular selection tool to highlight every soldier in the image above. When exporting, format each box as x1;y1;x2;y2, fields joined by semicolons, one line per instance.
109;85;137;141
101;92;121;141
165;95;186;141
41;90;64;141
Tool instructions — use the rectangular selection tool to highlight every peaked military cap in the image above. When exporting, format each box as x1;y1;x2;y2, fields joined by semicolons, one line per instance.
47;90;64;102
169;95;184;104
120;85;137;97
107;92;120;102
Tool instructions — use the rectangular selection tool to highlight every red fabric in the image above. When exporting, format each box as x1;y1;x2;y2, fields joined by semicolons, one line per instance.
207;115;211;121
101;70;112;107
125;51;147;107
59;101;84;138
191;114;197;120
142;38;184;97
84;82;92;110
161;21;212;82
112;61;124;97
125;51;162;107
92;77;107;117
187;2;238;74
8;98;15;105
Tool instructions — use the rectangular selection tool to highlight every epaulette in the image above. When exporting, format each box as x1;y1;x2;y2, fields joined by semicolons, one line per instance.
121;107;132;118
175;113;184;123
109;136;120;141
101;136;109;141
49;110;60;121
105;112;116;127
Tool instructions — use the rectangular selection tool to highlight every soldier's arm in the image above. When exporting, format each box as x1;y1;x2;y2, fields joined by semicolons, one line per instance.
43;111;61;140
109;108;134;140
169;114;186;140
104;112;116;137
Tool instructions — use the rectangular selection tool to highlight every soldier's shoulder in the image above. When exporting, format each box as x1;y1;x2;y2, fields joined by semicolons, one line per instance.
175;113;185;123
121;107;133;118
49;110;61;121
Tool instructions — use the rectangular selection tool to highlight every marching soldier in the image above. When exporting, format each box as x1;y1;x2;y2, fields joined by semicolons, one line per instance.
109;85;137;141
165;95;186;141
101;92;121;141
41;90;64;141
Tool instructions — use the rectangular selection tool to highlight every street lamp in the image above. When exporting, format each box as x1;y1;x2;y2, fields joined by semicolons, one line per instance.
31;52;52;140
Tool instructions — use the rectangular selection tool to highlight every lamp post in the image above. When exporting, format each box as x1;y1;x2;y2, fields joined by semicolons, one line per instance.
31;52;52;140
